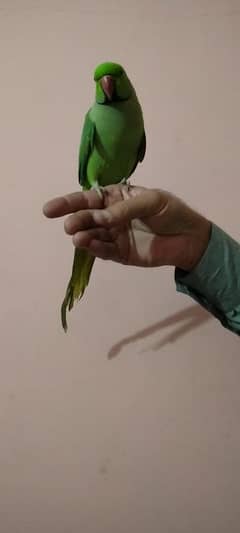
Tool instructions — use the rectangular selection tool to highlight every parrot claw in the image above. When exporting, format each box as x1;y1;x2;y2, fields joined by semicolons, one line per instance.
120;177;128;185
92;183;105;200
120;177;131;192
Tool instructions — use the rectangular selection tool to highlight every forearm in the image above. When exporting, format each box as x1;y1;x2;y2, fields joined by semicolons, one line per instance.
175;224;240;335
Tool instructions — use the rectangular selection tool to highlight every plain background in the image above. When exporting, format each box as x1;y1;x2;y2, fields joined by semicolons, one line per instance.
1;1;240;532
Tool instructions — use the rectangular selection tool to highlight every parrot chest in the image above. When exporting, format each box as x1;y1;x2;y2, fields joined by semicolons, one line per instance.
87;102;144;185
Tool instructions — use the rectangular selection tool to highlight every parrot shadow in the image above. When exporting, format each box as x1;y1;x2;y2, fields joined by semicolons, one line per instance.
108;304;212;359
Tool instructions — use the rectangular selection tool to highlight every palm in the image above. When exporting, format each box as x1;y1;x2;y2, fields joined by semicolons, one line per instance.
100;185;183;267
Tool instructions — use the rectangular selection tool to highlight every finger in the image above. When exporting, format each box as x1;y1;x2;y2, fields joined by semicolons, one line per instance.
73;235;117;261
88;239;118;260
64;210;97;235
43;190;104;218
72;228;113;247
65;210;120;236
93;189;168;228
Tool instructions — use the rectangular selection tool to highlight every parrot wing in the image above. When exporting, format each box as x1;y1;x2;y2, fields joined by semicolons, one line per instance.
138;130;146;163
129;130;146;177
78;111;96;189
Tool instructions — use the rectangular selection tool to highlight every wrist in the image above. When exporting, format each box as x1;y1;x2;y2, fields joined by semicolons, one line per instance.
177;218;212;272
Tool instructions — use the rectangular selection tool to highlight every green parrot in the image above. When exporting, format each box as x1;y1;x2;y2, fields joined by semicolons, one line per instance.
61;61;146;331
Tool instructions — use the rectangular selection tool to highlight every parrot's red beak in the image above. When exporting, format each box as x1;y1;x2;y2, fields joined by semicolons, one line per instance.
100;75;115;101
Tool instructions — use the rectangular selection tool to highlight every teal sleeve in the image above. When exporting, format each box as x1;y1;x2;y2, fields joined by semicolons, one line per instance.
175;224;240;335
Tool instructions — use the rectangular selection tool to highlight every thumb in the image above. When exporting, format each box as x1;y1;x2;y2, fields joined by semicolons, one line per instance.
93;189;168;227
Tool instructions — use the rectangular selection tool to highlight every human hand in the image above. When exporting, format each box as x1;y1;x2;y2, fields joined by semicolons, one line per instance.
43;185;211;271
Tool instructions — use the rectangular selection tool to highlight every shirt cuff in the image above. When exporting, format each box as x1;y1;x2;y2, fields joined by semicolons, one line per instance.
175;223;240;315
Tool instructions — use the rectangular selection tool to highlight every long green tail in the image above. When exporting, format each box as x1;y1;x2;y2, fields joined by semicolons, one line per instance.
61;248;95;332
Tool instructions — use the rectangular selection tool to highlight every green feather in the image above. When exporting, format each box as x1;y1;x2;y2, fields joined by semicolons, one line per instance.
78;112;95;187
94;62;124;81
61;61;146;331
61;248;95;332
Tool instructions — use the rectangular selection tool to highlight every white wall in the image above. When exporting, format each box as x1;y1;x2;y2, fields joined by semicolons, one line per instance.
1;1;240;532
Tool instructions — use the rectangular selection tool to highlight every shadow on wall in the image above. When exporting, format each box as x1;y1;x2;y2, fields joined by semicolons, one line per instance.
108;305;212;359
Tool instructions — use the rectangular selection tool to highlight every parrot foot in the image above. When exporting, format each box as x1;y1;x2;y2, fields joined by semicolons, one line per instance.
120;177;131;193
92;183;105;201
120;177;128;185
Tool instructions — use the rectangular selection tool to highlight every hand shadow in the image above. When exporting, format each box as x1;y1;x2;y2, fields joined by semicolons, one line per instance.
108;305;212;359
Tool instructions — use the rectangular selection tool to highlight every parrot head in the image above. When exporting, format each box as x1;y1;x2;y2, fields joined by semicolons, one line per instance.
94;62;133;104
